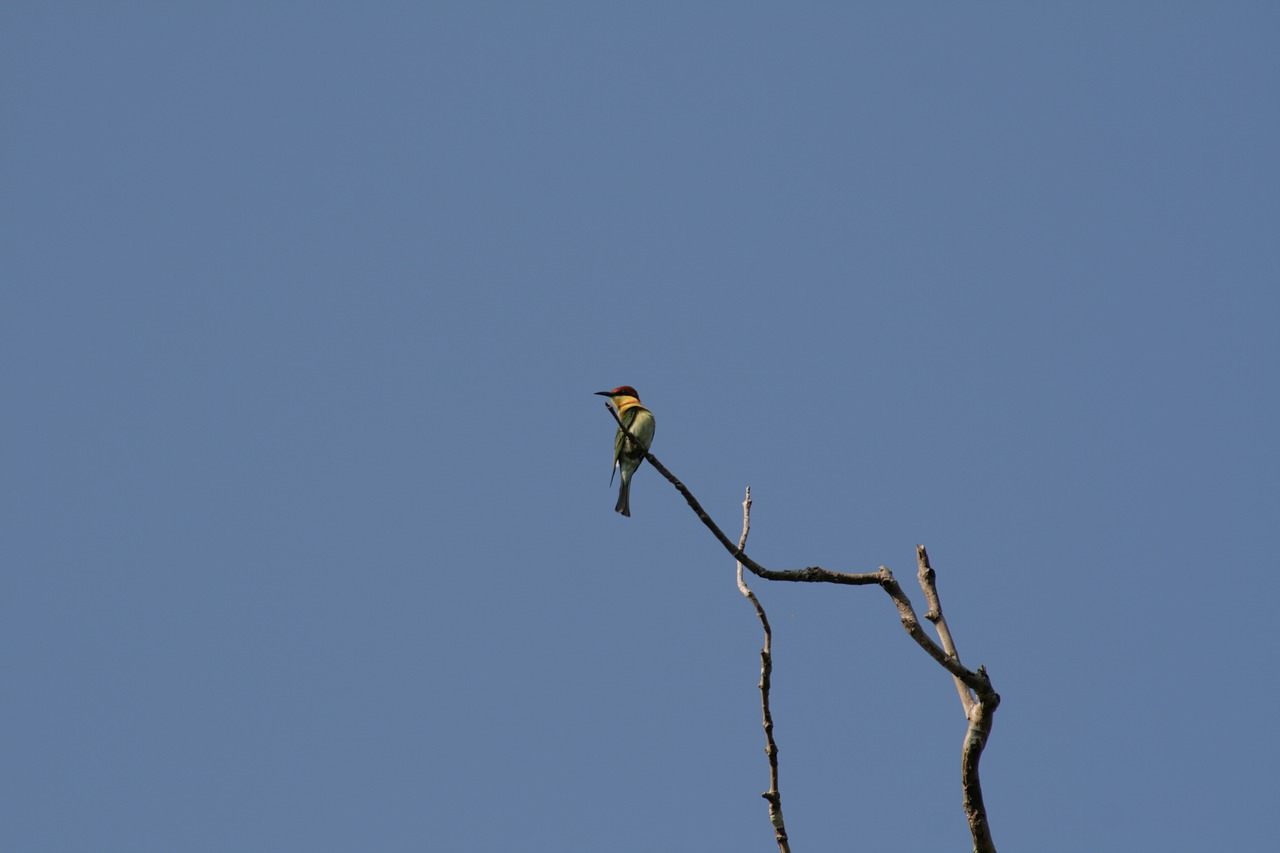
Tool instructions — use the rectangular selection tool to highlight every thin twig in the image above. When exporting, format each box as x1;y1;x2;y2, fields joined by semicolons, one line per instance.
917;545;975;716
602;404;880;585
734;487;790;853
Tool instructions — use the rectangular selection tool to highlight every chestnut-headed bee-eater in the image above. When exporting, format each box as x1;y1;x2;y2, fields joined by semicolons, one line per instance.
594;385;656;517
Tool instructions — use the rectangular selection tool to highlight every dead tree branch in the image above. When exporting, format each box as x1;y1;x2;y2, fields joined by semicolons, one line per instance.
602;403;1002;852
917;545;998;851
733;487;789;853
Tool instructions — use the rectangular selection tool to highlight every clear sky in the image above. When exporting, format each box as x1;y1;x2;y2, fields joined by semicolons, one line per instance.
4;4;1277;851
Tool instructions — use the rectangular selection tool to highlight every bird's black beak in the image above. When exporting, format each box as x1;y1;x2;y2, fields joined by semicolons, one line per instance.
593;391;613;397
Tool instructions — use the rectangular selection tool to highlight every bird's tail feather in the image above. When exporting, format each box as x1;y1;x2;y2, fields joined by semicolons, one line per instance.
615;479;631;517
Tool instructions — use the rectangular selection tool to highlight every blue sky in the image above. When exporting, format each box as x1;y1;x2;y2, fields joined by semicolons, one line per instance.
3;3;1277;851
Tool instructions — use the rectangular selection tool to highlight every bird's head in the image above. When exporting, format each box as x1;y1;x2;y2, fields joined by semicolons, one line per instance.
594;385;640;400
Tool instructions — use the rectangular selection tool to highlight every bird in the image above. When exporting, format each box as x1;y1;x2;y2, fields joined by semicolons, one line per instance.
594;385;656;517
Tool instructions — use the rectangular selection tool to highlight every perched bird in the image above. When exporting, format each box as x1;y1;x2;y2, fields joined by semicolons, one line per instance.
594;385;656;517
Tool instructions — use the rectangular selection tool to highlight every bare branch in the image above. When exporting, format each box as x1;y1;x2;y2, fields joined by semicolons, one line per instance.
734;487;790;853
603;405;994;686
600;404;1002;852
915;546;1001;852
917;545;975;716
603;403;879;585
962;674;999;853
